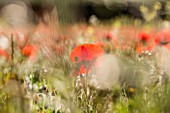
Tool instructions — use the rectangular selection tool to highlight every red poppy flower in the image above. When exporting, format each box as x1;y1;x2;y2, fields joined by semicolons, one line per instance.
70;44;104;63
154;37;159;44
70;44;104;76
105;31;113;41
155;30;170;45
154;30;170;51
0;48;7;58
22;45;37;58
138;32;150;44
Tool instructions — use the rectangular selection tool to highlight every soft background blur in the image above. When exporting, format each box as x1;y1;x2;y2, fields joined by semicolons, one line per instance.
0;0;170;113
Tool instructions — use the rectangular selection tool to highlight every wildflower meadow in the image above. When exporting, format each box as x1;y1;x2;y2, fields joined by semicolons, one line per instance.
0;1;170;113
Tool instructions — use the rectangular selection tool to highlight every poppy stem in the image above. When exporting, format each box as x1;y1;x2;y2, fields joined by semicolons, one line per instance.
80;74;89;97
11;34;14;73
80;74;86;89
